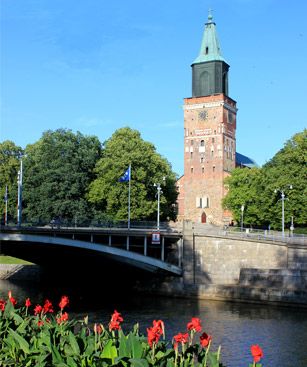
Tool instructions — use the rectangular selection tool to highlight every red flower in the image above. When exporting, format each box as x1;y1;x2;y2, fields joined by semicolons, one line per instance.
187;317;202;332
43;299;54;314
94;323;103;334
147;327;160;347
152;320;164;337
200;332;212;347
59;295;69;310
56;312;69;324
109;310;123;331
0;299;5;311
251;345;263;363
147;319;165;348
37;320;44;327
34;304;43;315
25;298;31;308
173;332;189;350
8;291;17;306
109;319;121;330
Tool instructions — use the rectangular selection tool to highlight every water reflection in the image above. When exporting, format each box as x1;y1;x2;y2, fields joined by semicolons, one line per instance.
1;279;307;367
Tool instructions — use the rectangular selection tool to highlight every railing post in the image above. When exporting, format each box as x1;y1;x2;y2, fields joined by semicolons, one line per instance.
144;236;147;256
108;235;112;246
91;234;93;243
126;235;130;251
161;236;165;261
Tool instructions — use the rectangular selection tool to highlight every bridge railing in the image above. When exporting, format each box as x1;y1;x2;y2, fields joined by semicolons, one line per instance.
1;220;180;232
192;225;306;245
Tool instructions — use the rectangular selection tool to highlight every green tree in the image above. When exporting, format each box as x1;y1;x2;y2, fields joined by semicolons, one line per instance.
88;127;178;222
223;129;307;229
22;129;101;224
223;167;264;226
260;129;307;228
0;140;24;222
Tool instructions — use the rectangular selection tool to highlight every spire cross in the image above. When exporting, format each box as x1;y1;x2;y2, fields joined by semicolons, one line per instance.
208;8;213;22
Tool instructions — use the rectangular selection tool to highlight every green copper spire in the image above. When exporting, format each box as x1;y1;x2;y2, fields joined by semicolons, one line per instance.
192;10;226;64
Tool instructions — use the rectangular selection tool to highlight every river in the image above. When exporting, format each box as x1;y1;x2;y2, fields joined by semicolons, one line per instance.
0;279;306;367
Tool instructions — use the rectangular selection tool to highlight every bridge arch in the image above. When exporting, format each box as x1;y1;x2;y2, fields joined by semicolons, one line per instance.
0;233;182;275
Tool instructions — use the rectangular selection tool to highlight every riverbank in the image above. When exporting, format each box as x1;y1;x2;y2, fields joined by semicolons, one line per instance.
0;263;41;281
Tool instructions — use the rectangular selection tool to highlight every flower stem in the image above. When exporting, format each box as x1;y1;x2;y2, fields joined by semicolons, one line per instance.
204;340;211;367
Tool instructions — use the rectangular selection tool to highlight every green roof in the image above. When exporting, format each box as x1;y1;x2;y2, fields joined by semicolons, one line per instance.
192;10;227;65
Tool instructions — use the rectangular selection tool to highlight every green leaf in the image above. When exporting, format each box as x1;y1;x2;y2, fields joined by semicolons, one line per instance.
16;319;29;334
119;333;129;358
51;342;64;364
166;359;175;367
128;358;149;367
67;356;79;367
101;339;118;364
127;333;143;359
8;328;30;354
207;351;220;367
68;331;80;355
12;312;24;325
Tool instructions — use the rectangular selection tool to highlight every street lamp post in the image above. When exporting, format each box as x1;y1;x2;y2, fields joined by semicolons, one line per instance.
17;159;23;227
4;185;8;226
274;185;292;237
154;177;165;231
240;205;245;231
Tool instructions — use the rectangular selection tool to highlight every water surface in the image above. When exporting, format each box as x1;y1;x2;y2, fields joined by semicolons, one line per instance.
1;280;306;367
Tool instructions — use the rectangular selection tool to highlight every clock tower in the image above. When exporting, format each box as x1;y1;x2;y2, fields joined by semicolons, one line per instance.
180;11;237;225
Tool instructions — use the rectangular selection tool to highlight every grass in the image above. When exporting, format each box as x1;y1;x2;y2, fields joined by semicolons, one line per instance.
0;255;33;265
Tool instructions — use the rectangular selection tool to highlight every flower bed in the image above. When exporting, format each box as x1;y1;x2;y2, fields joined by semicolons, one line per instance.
0;291;263;366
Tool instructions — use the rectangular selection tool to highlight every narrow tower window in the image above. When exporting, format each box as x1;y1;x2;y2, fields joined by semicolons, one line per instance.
205;47;209;55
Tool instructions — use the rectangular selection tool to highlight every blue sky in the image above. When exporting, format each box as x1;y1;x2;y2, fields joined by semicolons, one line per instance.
1;0;306;176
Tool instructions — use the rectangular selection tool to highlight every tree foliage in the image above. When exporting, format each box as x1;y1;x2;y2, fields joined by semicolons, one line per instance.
88;127;178;221
22;129;101;223
0;140;24;221
223;130;307;229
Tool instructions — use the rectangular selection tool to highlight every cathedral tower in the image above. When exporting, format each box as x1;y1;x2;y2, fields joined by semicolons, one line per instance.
181;11;237;225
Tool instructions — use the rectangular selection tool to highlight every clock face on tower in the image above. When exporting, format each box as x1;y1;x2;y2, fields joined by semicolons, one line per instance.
198;110;208;121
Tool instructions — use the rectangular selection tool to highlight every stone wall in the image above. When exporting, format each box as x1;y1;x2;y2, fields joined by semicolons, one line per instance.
142;223;307;305
0;264;41;281
188;227;306;304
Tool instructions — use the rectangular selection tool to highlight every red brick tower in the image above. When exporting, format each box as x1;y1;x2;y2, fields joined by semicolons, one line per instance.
179;11;237;225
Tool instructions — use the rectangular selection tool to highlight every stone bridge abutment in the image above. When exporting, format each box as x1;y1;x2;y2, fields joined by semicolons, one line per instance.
143;221;307;305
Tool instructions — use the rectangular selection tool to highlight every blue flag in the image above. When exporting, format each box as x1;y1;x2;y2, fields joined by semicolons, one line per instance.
119;166;131;182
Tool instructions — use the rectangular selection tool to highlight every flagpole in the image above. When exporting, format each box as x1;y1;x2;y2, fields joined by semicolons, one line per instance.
128;164;131;230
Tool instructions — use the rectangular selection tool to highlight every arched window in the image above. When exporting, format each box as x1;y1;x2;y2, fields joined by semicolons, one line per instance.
200;140;205;146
